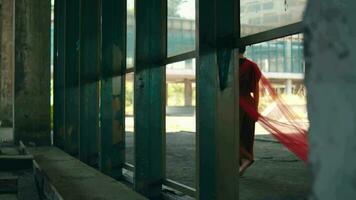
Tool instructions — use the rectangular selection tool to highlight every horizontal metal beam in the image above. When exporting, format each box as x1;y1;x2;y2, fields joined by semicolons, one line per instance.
122;168;134;184
123;162;135;171
122;164;196;198
126;67;134;74
163;179;196;198
164;51;196;65
124;51;197;75
238;22;304;47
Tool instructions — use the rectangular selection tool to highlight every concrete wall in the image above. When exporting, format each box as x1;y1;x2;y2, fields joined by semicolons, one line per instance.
0;0;14;126
14;0;51;145
304;0;356;199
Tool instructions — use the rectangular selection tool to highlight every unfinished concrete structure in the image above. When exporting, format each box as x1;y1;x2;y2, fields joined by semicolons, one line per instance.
0;0;355;199
0;0;14;126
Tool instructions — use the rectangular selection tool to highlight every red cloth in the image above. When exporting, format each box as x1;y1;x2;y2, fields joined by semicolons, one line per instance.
239;59;308;163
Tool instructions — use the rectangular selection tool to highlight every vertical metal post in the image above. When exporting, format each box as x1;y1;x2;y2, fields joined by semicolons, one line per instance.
79;0;100;166
134;0;167;198
64;0;80;156
196;0;239;199
54;0;66;149
99;0;126;179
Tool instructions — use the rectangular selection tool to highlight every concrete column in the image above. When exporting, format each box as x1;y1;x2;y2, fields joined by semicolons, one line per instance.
14;0;51;145
0;0;14;127
304;0;356;199
285;79;292;95
184;79;192;106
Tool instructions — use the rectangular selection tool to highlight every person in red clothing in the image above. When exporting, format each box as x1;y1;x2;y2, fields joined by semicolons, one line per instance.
238;46;262;176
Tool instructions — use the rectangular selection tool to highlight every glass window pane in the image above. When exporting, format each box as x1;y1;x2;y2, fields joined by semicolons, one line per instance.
241;0;307;37
245;33;306;124
240;34;308;199
167;0;195;57
127;0;135;68
245;34;304;73
125;72;134;165
166;59;196;188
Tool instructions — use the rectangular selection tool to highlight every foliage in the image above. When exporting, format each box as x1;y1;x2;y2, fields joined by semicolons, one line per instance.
125;81;134;115
167;83;185;106
168;0;187;17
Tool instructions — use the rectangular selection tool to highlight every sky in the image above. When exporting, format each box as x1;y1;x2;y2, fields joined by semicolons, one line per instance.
178;0;195;19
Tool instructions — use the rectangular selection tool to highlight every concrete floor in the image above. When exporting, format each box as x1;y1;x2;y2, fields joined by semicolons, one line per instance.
1;129;308;199
126;132;309;200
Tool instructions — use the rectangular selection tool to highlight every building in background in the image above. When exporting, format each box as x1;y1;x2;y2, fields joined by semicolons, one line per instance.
126;1;306;113
49;2;306;113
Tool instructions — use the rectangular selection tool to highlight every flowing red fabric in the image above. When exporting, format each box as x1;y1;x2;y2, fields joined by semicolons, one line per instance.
239;63;309;163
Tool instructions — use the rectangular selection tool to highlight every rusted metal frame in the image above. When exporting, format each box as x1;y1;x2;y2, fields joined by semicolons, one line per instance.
63;0;80;156
78;0;100;167
98;0;127;179
134;0;167;198
53;0;66;149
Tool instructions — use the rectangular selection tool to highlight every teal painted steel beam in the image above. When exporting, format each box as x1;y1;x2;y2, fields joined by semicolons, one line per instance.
99;0;126;179
54;0;66;149
79;0;100;166
134;0;167;198
197;0;239;199
64;0;80;156
101;0;126;78
100;77;125;178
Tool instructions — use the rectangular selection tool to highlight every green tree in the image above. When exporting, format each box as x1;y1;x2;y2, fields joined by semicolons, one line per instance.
168;0;187;17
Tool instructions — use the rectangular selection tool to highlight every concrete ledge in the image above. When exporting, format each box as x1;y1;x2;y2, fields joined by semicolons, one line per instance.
0;155;33;171
0;176;18;193
29;147;147;200
166;106;195;116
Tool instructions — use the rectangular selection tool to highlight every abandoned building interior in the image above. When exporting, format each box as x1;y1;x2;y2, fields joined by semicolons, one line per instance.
0;0;355;199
